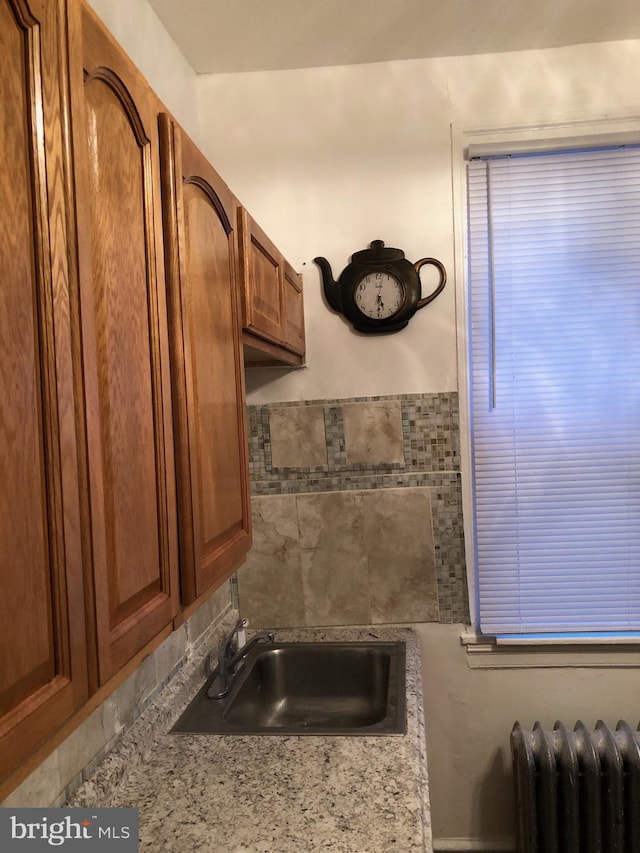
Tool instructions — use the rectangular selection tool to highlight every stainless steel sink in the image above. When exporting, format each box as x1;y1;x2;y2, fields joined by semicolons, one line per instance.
171;640;406;736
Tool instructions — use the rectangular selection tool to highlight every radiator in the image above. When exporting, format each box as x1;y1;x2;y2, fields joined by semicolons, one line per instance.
511;720;640;853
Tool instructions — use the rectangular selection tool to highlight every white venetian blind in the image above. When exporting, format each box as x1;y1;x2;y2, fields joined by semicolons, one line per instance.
467;145;640;636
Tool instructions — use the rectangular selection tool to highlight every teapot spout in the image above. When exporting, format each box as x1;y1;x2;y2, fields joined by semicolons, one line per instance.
314;256;342;313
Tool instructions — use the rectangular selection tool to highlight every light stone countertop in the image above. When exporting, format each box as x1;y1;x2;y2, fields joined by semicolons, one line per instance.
70;624;432;853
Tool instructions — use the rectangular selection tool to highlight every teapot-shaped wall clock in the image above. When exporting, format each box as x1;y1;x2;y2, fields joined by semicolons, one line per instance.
314;240;446;333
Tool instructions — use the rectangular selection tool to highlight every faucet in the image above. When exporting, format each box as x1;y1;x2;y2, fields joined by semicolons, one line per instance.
207;619;275;699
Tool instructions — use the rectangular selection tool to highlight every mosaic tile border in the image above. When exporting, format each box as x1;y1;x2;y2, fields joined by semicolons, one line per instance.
246;392;469;624
247;392;461;486
431;476;469;623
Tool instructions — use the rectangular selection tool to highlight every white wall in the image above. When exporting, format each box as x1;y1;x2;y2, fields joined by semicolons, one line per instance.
194;40;640;405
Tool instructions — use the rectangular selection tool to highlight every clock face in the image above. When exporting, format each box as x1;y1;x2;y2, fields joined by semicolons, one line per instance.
354;271;404;320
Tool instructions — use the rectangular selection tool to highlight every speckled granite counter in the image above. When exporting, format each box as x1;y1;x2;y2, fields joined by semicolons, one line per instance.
70;625;432;852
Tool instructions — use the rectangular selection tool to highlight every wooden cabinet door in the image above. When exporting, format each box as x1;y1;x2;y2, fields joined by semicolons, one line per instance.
238;207;284;346
0;0;88;790
159;116;251;604
69;3;179;682
282;260;306;356
238;207;305;366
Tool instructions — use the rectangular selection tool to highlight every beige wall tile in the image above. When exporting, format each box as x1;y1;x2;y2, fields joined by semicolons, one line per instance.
155;623;188;684
363;487;439;622
56;700;119;793
237;495;306;628
186;581;232;646
343;400;404;465
240;488;440;628
297;492;371;626
1;750;61;807
114;652;158;729
0;751;63;808
269;405;327;469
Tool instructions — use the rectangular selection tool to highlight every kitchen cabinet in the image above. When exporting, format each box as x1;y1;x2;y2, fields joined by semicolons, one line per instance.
238;208;305;367
158;115;252;605
68;1;180;683
1;0;301;797
0;0;89;785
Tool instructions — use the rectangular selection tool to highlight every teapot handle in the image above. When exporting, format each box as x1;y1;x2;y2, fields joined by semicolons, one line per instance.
415;257;447;309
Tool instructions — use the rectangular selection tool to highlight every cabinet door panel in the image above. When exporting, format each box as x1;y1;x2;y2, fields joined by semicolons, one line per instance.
238;208;283;345
282;261;305;356
0;0;88;788
160;116;251;603
71;4;179;681
83;76;162;607
184;185;245;549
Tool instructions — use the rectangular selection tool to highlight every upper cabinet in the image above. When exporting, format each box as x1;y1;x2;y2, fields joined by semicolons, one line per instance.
68;2;180;683
1;0;302;797
0;0;88;788
158;115;252;605
238;209;305;367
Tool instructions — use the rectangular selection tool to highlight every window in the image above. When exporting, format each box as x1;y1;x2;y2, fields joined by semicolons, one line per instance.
466;143;640;637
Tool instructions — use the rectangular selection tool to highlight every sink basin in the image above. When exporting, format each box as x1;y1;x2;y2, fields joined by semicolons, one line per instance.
171;640;406;736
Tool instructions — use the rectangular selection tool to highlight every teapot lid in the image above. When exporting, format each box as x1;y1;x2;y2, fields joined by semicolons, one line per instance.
351;240;405;264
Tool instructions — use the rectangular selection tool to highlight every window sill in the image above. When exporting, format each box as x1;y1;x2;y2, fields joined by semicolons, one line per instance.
460;628;640;669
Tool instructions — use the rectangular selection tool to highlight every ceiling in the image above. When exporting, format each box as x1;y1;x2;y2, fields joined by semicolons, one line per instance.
147;0;640;74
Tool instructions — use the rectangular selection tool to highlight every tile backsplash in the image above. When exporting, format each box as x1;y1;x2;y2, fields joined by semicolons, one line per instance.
238;393;469;626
